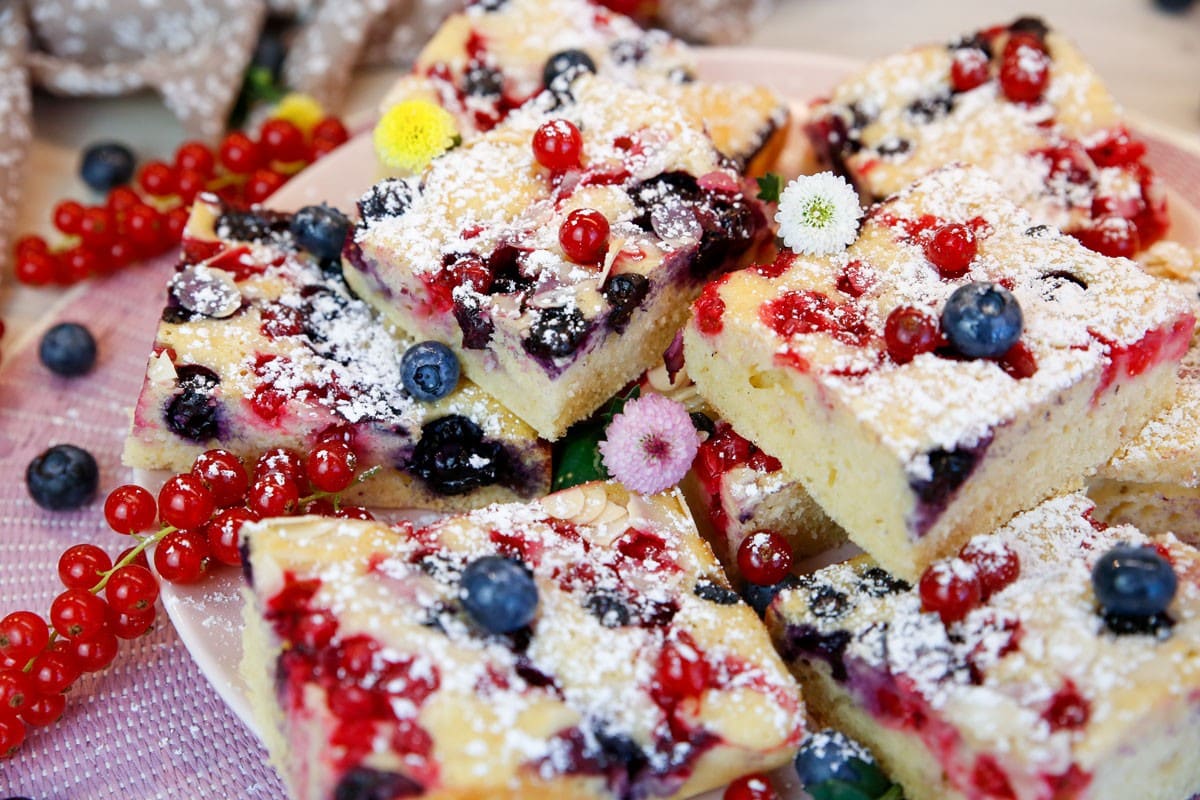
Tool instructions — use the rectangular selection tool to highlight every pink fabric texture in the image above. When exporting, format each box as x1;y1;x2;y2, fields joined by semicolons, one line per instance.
0;131;1197;799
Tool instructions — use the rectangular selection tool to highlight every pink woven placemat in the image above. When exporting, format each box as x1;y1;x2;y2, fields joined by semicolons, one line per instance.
0;255;285;799
0;124;1197;800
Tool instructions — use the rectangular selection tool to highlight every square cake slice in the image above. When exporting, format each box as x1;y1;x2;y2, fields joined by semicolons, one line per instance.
241;482;805;799
122;195;550;510
346;74;770;440
764;493;1200;800
683;165;1195;580
378;0;788;174
806;17;1170;257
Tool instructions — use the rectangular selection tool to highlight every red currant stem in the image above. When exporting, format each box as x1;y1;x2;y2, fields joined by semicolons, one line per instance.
297;465;380;510
88;524;177;593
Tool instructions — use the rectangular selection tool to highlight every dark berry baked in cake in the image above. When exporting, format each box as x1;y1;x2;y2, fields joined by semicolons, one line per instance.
806;17;1170;258
683;165;1194;580
241;482;805;799
765;493;1200;800
123;195;550;510
348;75;771;440
379;0;788;175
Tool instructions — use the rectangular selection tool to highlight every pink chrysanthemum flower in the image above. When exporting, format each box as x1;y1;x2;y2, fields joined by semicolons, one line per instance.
599;393;700;495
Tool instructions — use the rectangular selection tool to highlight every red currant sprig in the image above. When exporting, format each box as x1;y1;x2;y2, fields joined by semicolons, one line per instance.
12;112;350;288
0;444;378;759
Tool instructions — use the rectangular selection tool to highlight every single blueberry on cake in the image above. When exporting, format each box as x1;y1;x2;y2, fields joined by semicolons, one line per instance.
683;165;1194;580
348;75;771;440
240;482;805;799
806;17;1170;257
378;0;788;175
764;493;1200;800
122;195;550;510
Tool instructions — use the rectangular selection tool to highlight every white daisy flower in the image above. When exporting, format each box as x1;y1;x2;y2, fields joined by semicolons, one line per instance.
774;173;863;255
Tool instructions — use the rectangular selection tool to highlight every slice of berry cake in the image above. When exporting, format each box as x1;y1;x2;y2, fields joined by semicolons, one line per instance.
378;0;788;174
347;74;770;440
806;17;1170;258
122;195;550;510
765;493;1200;800
240;481;805;799
683;165;1195;580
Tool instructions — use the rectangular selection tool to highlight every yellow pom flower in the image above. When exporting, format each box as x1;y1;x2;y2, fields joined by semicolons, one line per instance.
374;99;460;174
271;93;326;135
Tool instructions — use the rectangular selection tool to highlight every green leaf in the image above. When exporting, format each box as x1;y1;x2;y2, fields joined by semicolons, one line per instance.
876;785;905;800
552;422;609;491
600;384;640;424
809;781;875;800
846;757;892;797
756;172;784;203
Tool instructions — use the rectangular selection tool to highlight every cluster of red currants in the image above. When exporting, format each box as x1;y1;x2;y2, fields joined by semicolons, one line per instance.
12;116;349;288
0;441;374;758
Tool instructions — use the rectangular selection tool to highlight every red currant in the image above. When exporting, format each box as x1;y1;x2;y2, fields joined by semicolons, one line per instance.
19;691;66;727
49;588;110;640
219;131;261;174
884;306;941;364
191;449;249;507
58;543;112;590
154;529;210;584
724;773;778;800
204;507;258;567
302;498;336;516
14;233;48;260
532;119;584;171
15;251;58;286
109;606;156;640
0;611;50;663
105;484;158;534
165;206;190;242
105;238;137;271
60;246;99;283
137;160;177;197
105;185;141;213
175;167;209;205
260;119;308;163
245;169;287;204
959;539;1020;599
78;206;116;249
919;558;982;624
0;668;33;713
558;208;609;265
736;530;794;586
999;33;1050;103
53;199;86;235
312;117;350;149
336;505;375;521
0;712;25;757
653;631;710;702
124;203;165;251
247;474;300;518
305;441;358;494
71;628;119;673
157;473;216;531
255;448;309;491
1073;216;1139;258
924;223;977;278
950;47;991;93
105;564;160;614
174;141;215;177
29;642;81;694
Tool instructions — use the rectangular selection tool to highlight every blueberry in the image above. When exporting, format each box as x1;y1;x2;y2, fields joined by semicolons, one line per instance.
1009;16;1050;39
290;205;350;261
941;281;1023;359
794;729;883;790
460;555;539;634
358;179;414;225
523;305;588;360
463;64;504;98
26;444;99;511
1155;0;1196;11
690;411;716;437
79;141;135;192
542;49;596;92
693;579;740;605
453;293;495;349
39;322;97;376
1092;544;1177;620
473;0;509;9
333;766;422;800
603;273;649;332
409;414;504;494
216;209;288;243
584;589;633;627
165;365;220;442
905;92;954;124
400;341;460;402
742;573;801;618
251;17;290;78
